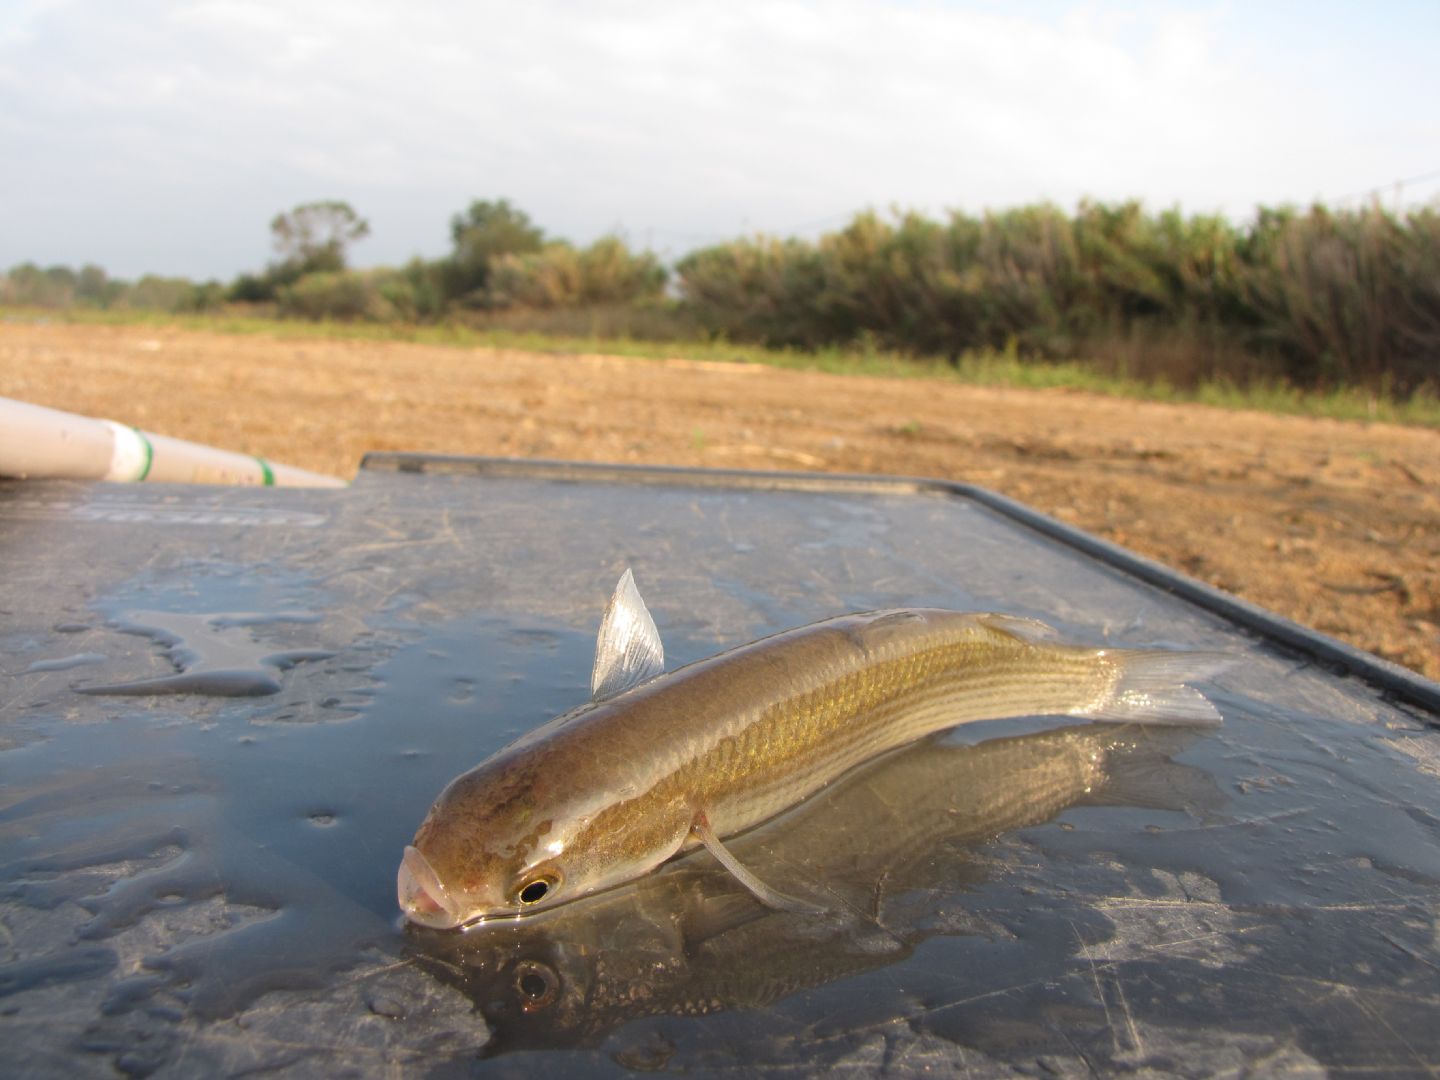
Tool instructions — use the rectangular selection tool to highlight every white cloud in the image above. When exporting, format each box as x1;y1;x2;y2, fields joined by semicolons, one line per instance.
1;0;1437;278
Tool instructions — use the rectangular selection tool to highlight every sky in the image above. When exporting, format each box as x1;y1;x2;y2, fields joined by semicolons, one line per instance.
2;0;1438;281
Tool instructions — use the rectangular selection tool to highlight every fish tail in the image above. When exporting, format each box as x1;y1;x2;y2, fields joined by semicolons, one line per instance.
1085;650;1234;726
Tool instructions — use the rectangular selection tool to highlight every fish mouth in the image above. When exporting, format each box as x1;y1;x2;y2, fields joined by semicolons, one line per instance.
397;845;463;930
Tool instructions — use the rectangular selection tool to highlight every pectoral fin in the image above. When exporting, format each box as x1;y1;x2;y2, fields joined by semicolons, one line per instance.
690;813;823;914
591;568;665;701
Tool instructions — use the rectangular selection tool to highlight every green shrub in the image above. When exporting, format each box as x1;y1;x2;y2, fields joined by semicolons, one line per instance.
576;236;667;304
1;263;81;307
1236;204;1440;393
485;237;668;310
276;271;397;322
673;200;1440;395
122;275;201;313
486;243;583;308
676;235;829;347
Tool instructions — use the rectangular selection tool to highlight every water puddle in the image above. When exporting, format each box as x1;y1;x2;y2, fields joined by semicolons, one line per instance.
1;608;583;1043
73;611;334;697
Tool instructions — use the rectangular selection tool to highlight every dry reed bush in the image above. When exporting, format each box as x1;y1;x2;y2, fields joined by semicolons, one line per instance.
677;201;1440;398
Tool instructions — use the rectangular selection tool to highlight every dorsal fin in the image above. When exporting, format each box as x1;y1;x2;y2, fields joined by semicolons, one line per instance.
590;569;665;701
978;613;1059;643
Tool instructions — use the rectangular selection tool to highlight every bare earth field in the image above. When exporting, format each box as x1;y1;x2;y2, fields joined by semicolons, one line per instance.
3;321;1437;679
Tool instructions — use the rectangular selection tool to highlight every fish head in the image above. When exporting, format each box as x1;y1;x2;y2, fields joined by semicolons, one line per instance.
398;743;628;929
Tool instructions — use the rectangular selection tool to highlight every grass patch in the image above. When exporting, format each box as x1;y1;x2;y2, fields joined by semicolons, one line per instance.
6;304;1438;428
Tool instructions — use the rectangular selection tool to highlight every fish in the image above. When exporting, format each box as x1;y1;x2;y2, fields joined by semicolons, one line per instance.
399;570;1229;929
413;722;1219;1054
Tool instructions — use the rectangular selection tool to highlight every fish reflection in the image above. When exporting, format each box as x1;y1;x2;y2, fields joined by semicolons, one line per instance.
409;722;1217;1054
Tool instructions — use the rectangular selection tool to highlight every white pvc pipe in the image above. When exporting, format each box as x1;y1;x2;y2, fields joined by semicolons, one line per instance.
0;397;346;488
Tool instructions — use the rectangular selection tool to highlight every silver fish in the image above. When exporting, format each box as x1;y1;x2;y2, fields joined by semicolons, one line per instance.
400;571;1228;928
412;722;1219;1054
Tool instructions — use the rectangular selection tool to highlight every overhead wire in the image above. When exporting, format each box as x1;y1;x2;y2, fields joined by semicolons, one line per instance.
1331;168;1440;206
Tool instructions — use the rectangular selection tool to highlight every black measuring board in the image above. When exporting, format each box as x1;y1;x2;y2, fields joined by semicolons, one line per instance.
3;456;1438;1078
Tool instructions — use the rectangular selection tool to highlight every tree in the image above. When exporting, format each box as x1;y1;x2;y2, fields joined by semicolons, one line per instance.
270;200;370;276
75;264;114;304
443;198;545;304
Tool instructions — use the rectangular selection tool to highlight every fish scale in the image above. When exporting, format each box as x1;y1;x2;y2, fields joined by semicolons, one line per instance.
676;623;1117;833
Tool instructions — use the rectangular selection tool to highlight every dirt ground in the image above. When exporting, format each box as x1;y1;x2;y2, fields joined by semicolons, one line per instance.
3;321;1437;679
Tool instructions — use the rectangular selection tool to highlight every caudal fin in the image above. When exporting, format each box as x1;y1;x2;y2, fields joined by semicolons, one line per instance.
1087;650;1234;726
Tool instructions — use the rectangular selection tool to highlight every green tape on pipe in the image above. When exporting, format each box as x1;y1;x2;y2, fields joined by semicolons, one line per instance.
134;428;154;482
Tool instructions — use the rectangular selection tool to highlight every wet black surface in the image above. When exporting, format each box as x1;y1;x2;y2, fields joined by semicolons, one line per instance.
2;459;1439;1077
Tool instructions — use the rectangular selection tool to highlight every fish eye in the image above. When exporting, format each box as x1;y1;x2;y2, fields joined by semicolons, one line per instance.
517;875;557;906
512;960;560;1011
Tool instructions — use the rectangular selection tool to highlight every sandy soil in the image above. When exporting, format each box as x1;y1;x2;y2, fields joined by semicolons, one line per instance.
3;321;1437;679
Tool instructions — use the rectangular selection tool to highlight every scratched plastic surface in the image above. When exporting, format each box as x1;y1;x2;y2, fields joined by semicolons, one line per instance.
2;461;1439;1078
